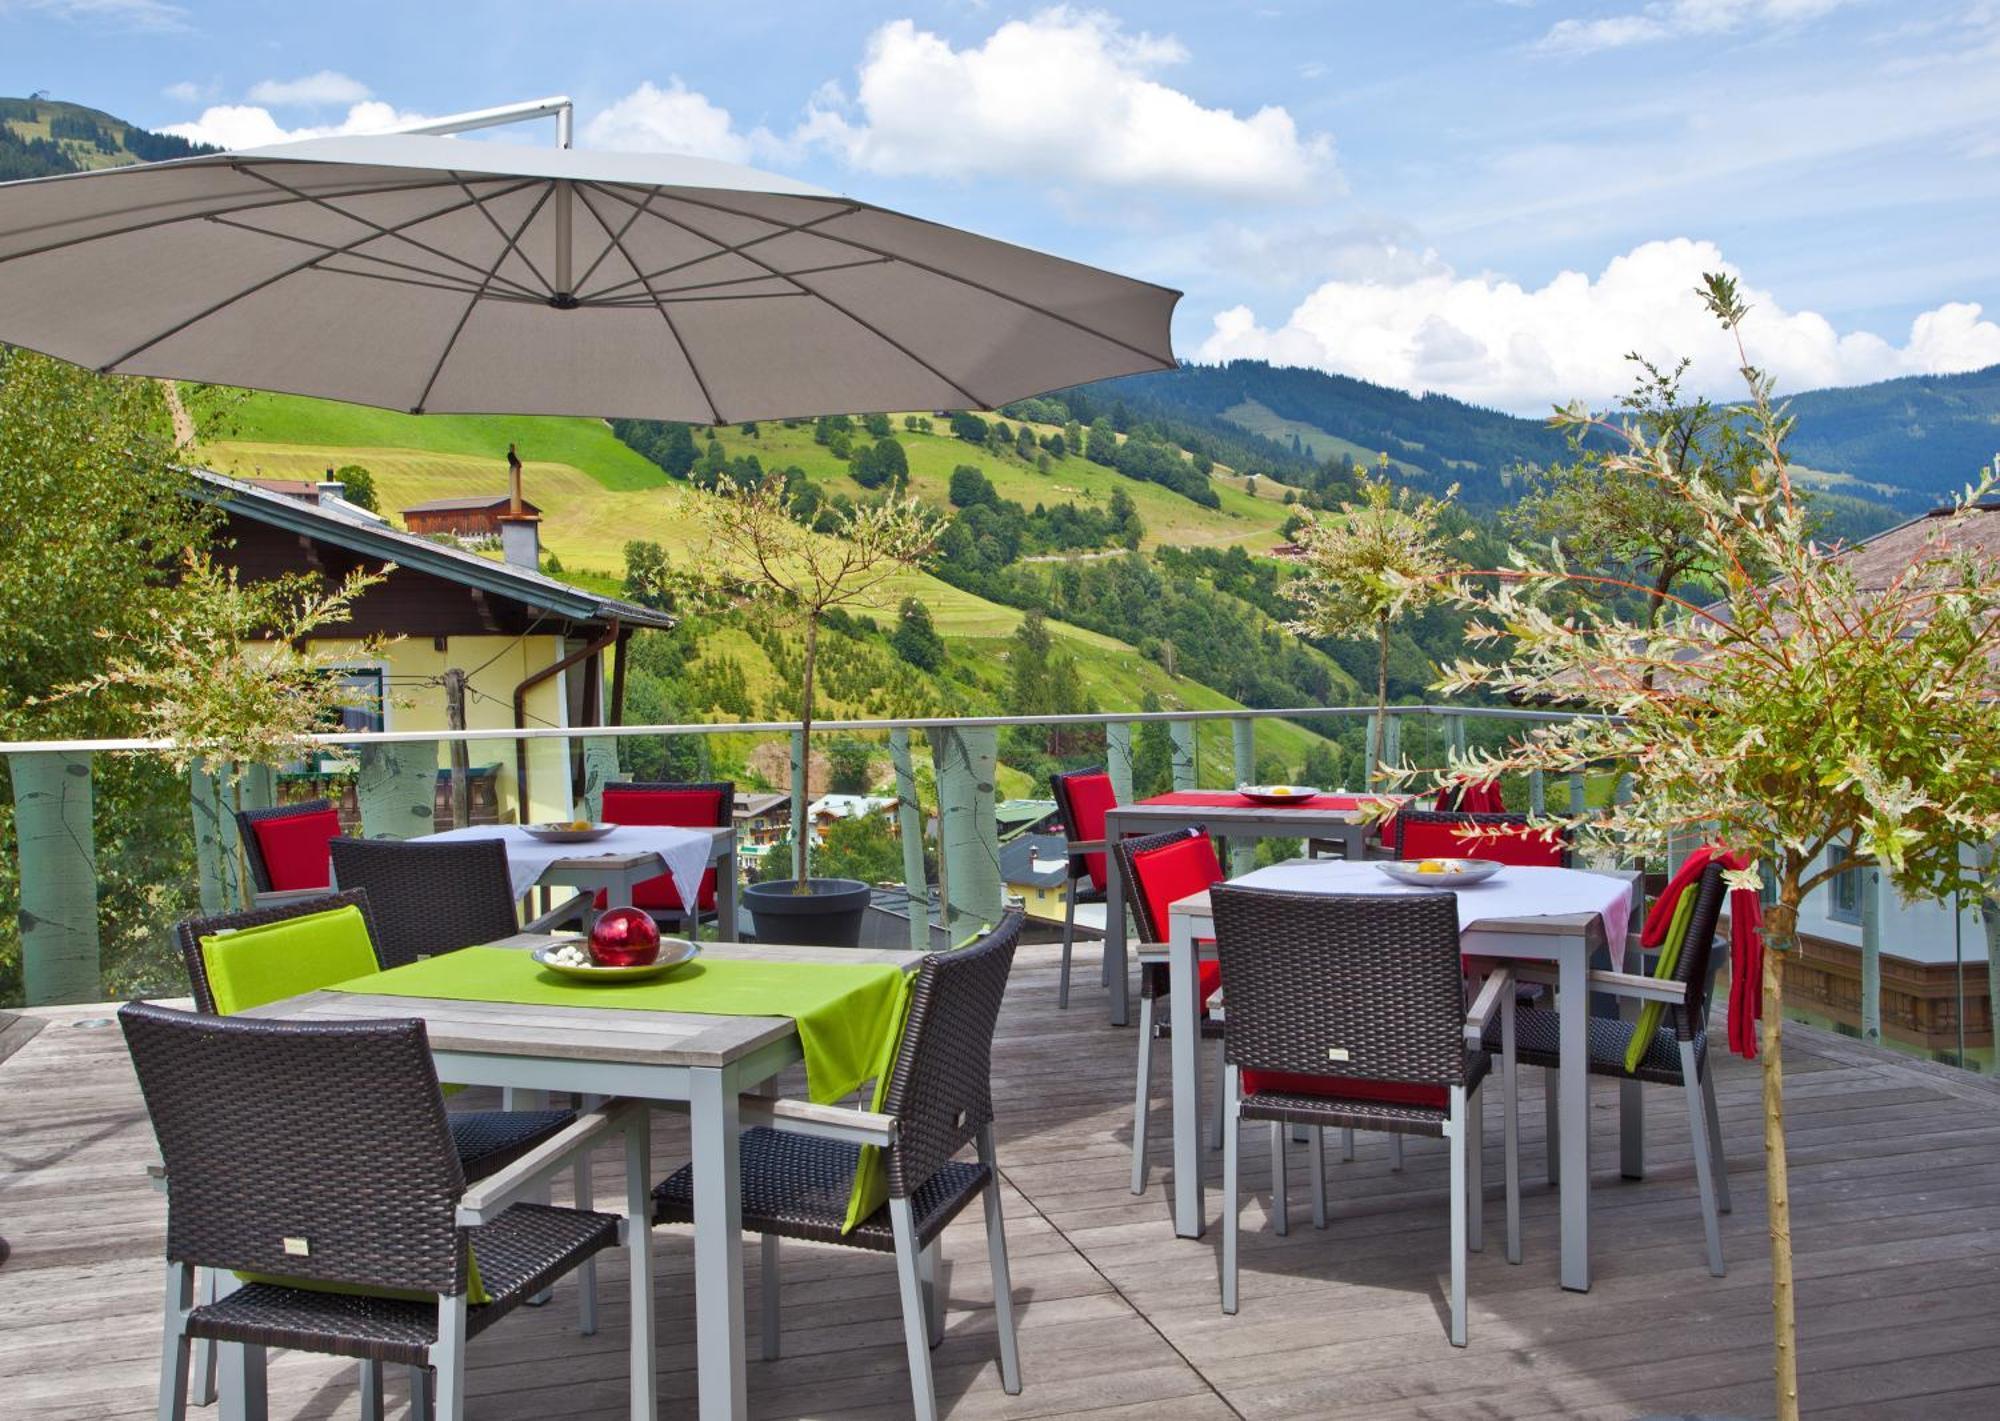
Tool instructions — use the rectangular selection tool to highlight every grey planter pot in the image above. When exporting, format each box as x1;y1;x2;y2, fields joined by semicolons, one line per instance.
743;877;872;948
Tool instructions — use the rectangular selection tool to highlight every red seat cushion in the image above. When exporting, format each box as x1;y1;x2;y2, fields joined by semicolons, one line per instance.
250;807;340;892
599;787;726;913
1129;833;1225;1008
1437;780;1505;814
1061;772;1118;892
1399;815;1563;867
1240;1071;1446;1108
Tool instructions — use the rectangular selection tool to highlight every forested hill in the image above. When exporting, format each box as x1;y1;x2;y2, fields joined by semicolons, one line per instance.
0;96;213;180
1091;360;1574;509
1783;363;2000;499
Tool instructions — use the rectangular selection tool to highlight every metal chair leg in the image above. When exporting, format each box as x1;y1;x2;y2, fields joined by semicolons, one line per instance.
407;1367;433;1421
189;1266;219;1407
157;1262;193;1421
1468;1082;1486;1255
1207;1035;1226;1151
217;1344;266;1421
760;1233;782;1361
1502;988;1521;1265
1682;1046;1726;1277
1448;1087;1469;1347
1702;1064;1732;1214
978;1127;1023;1395
1388;1131;1404;1172
1058;885;1077;1009
1221;1065;1241;1315
889;1199;941;1421
1341;1127;1355;1161
357;1361;383;1421
1130;993;1154;1195
1543;1065;1561;1186
430;1294;468;1421
1270;1120;1289;1236
573;1153;598;1337
918;1242;944;1349
1309;1126;1327;1229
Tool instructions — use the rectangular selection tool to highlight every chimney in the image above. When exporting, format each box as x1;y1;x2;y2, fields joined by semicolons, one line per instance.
316;468;345;505
498;442;541;571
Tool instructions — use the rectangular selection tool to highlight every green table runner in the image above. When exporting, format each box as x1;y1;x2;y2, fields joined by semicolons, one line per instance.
328;947;909;1106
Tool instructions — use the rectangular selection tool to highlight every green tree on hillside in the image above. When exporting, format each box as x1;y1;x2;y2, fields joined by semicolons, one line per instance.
1015;424;1037;460
622;540;676;610
331;463;378;512
1132;691;1174;798
949;464;997;508
890;596;946;672
1086;417;1118;466
950;411;988;444
851;436;909;491
826;738;873;795
863;412;892;437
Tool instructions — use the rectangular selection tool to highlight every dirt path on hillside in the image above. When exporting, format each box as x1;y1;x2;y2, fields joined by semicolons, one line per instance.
158;379;194;448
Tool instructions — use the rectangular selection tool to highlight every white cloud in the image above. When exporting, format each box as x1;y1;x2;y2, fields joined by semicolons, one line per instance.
797;8;1334;199
1198;237;2000;413
582;79;760;163
161;80;209;104
161;100;430;152
3;0;187;32
245;71;373;107
1538;0;1852;55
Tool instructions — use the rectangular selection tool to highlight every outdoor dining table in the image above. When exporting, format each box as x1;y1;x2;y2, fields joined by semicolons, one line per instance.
1100;791;1400;1025
415;822;739;935
1163;858;1640;1293
243;932;926;1421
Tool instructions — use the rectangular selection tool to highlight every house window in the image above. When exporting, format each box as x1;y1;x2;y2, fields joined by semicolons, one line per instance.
1827;845;1861;925
327;666;387;735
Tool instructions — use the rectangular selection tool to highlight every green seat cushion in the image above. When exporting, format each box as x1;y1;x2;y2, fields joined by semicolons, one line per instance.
238;1248;489;1306
199;904;380;1016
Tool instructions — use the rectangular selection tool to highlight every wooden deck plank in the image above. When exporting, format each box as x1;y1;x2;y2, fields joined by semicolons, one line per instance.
5;942;2000;1418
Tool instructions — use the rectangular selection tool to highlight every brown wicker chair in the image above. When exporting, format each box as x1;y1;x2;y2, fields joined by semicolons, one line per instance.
653;911;1026;1421
1114;827;1230;1195
1493;860;1732;1277
1049;767;1116;1008
121;1001;639;1421
1209;886;1518;1346
326;837;524;970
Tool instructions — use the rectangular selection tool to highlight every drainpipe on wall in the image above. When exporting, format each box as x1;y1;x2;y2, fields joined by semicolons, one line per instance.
511;618;619;819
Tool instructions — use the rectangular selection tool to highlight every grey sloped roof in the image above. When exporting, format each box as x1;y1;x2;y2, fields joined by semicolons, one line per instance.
1000;832;1072;889
188;466;673;630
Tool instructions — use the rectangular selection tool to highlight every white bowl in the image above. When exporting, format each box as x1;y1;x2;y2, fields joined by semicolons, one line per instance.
1375;859;1503;888
522;822;617;844
531;937;699;982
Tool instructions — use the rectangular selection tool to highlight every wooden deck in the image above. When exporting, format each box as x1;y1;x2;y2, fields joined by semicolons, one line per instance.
5;941;2000;1420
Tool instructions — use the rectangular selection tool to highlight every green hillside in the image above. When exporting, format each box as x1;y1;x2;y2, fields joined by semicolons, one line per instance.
0;96;211;180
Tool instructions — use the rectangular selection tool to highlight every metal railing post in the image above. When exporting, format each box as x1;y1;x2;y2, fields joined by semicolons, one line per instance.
1529;768;1546;816
357;740;441;840
932;726;1001;931
1860;865;1884;1043
1106;721;1134;805
1568;771;1587;815
1230;718;1257;875
9;750;100;1006
889;729;930;950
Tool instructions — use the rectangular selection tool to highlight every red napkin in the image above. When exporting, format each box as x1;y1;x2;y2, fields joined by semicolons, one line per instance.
1641;844;1765;1059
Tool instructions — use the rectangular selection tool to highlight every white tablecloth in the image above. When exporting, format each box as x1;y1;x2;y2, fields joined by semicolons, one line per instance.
1227;859;1634;970
415;824;713;907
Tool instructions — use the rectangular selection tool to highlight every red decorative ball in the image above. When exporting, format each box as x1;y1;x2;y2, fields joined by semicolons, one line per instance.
588;906;662;966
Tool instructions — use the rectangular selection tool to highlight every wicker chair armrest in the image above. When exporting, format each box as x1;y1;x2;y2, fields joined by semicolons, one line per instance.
739;1095;897;1147
147;1159;168;1193
1464;965;1515;1044
456;1099;644;1225
1586;969;1688;1005
523;891;593;934
253;887;333;909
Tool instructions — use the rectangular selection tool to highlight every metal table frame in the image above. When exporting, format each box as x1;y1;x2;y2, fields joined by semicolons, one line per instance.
1164;866;1642;1293
1101;801;1374;1026
533;826;738;935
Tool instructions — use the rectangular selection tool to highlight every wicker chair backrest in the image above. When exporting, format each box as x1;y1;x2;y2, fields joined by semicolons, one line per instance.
1394;809;1569;867
1113;825;1217;945
328;837;519;969
1668;862;1730;1040
234;798;339;893
174;889;384;1016
1211;886;1472;1088
119;1000;469;1295
879;909;1024;1198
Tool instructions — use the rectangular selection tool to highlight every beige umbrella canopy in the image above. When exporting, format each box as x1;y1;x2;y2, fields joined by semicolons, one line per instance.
0;132;1177;421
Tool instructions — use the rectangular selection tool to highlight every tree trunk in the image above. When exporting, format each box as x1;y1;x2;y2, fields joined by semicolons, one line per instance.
1761;898;1802;1421
1371;617;1390;779
793;618;818;885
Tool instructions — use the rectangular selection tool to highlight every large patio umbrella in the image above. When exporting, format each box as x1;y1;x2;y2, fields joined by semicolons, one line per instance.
0;132;1177;421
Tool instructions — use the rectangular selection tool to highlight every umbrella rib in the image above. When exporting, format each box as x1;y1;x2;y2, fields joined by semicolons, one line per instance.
568;181;658;298
0;172;474;268
619;195;991;410
198;213;532;301
622;186;1175;371
577;186;864;303
234;166;554;298
573;184;721;424
411;183;559;414
646;256;890;298
91;177;547;374
446;172;558;298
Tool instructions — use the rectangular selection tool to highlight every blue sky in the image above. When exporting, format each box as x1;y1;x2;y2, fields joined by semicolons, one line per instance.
7;0;1999;411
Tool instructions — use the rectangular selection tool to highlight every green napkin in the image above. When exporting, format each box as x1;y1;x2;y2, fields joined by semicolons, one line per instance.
841;970;914;1234
329;947;908;1106
1625;886;1696;1074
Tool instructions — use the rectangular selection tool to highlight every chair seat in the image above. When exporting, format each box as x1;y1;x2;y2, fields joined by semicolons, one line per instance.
1139;960;1226;1038
653;1126;989;1254
449;1109;575;1182
1070;882;1106;904
184;1203;621;1366
1490;1007;1702;1087
1240;1052;1490;1137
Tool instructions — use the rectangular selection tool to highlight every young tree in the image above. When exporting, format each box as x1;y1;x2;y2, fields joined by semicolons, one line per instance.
330;463;379;512
1420;274;2000;1421
1285;469;1466;781
687;475;944;885
1506;354;1762;629
825;738;873;795
890;596;946;672
659;422;699;479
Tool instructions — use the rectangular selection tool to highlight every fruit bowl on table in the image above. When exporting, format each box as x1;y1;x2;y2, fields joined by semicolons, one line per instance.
522;821;617;844
532;935;699;982
1376;858;1503;888
1236;784;1322;805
